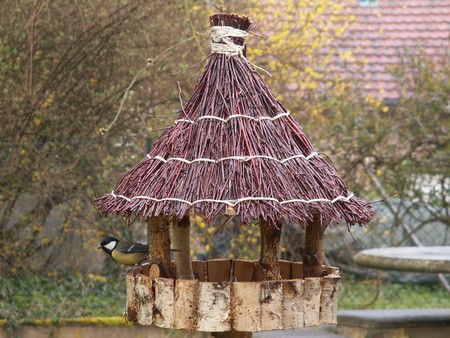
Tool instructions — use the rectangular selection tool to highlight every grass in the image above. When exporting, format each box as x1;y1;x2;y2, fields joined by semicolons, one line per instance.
1;272;449;327
0;272;126;327
339;277;450;309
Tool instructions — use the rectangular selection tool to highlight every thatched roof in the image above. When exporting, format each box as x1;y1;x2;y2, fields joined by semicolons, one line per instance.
94;14;374;227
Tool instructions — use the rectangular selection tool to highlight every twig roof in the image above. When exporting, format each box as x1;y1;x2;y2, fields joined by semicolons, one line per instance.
94;14;374;227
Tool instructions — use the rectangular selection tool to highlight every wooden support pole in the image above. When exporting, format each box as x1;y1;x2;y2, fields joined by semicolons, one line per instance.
303;211;324;278
212;331;252;338
172;215;194;279
147;215;172;277
260;219;282;280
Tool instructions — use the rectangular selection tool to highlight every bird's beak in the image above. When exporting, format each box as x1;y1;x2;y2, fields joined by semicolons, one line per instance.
97;246;102;249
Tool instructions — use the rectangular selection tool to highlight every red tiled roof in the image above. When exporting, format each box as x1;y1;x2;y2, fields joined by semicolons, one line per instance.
333;0;450;100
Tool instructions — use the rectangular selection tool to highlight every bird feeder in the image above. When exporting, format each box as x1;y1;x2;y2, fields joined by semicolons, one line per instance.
94;13;374;335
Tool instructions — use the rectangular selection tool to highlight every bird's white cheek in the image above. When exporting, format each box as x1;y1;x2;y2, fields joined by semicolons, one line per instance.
104;241;117;250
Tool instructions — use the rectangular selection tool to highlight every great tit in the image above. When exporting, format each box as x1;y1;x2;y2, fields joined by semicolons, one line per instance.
98;236;150;266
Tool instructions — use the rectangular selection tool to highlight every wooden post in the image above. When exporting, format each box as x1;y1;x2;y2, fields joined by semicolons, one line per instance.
320;275;340;324
153;278;175;328
174;279;198;330
282;279;305;329
232;282;261;332
303;211;324;278
197;282;231;332
260;281;283;330
212;331;252;338
304;277;322;327
260;219;282;280
172;215;194;279
125;273;137;322
148;215;172;277
135;274;153;325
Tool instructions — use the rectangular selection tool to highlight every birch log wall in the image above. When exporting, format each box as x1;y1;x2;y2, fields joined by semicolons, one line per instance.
125;260;340;332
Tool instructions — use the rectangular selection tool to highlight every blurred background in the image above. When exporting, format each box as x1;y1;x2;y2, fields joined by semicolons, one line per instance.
1;0;449;325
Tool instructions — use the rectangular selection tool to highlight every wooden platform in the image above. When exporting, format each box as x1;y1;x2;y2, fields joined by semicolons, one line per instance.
125;260;340;332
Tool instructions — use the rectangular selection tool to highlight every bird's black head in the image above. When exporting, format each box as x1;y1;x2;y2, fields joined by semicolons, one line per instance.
98;236;119;255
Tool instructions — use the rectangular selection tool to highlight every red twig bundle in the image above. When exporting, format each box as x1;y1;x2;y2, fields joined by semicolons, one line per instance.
94;14;374;228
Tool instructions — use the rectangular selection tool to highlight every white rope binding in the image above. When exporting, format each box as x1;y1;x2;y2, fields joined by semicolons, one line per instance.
175;112;290;124
109;191;355;206
146;152;318;165
210;25;272;76
210;26;248;56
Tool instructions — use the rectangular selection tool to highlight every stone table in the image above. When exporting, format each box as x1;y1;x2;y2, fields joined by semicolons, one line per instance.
354;246;450;273
338;309;450;338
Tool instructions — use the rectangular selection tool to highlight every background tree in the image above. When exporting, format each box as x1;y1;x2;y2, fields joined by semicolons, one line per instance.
194;1;449;269
0;0;207;274
1;0;448;278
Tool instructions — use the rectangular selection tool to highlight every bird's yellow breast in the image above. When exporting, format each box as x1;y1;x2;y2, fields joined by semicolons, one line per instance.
111;250;147;266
